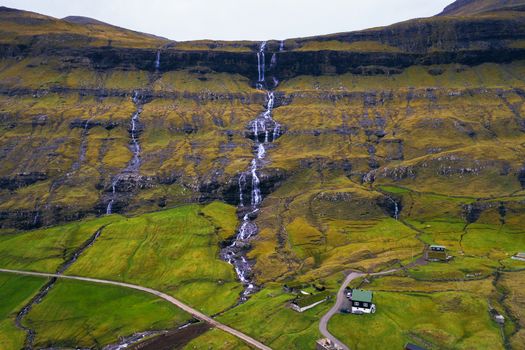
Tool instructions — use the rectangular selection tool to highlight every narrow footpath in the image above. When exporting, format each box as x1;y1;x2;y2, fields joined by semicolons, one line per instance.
0;268;272;350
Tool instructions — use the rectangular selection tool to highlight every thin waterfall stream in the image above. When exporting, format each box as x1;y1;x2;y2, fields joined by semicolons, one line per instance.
155;49;161;71
221;41;282;300
106;91;143;215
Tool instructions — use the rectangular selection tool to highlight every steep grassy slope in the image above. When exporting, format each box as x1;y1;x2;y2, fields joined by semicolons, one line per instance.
0;204;242;315
1;1;525;349
67;204;242;315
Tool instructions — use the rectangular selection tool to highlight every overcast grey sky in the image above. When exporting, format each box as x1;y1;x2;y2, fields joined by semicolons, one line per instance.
1;0;453;41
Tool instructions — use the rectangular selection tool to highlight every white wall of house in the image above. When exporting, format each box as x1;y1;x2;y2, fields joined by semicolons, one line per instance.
351;303;376;314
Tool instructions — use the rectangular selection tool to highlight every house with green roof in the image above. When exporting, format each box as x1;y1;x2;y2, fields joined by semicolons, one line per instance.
348;289;376;314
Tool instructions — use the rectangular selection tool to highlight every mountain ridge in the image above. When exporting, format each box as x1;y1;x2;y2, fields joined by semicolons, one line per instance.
439;0;525;16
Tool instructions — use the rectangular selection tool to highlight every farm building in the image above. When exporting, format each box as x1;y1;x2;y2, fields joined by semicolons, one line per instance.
291;290;330;312
347;289;376;314
316;338;344;350
511;252;525;261
425;245;450;262
489;308;505;324
404;343;428;350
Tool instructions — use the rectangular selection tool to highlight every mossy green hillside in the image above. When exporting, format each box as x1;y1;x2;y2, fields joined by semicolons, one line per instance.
0;203;241;316
0;273;45;350
65;204;242;315
0;215;118;272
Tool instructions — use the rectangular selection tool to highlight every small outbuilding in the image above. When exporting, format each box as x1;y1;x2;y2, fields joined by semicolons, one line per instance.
511;252;525;261
489;307;505;325
316;338;343;350
426;245;450;262
291;290;330;313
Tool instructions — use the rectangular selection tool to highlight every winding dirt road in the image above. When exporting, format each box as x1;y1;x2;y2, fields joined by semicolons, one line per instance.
0;268;272;350
318;267;419;350
319;272;364;350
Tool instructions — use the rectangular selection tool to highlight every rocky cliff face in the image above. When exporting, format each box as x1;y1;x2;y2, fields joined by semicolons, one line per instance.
1;2;525;233
2;6;525;82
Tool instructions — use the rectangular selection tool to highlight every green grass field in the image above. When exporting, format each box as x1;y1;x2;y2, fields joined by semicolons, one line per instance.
24;279;190;349
0;203;242;316
65;203;242;315
0;216;118;273
329;290;503;349
217;284;328;350
0;273;46;350
183;328;253;350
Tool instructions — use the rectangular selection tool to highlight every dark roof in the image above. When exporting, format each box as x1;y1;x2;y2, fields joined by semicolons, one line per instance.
430;245;446;249
405;343;427;350
351;289;372;303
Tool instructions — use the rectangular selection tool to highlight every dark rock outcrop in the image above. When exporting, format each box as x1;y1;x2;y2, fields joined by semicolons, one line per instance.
0;172;48;190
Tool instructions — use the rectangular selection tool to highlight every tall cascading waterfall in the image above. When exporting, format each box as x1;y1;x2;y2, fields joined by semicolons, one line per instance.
221;41;282;300
256;41;267;89
106;91;143;215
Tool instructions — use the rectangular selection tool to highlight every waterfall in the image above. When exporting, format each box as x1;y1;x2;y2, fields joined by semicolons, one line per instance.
250;159;261;207
32;209;39;226
221;41;283;300
106;91;143;215
393;201;399;220
387;196;399;220
128;91;142;170
238;173;246;207
270;53;277;69
257;41;267;83
129;110;141;170
280;40;284;51
106;177;119;215
155;50;161;70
